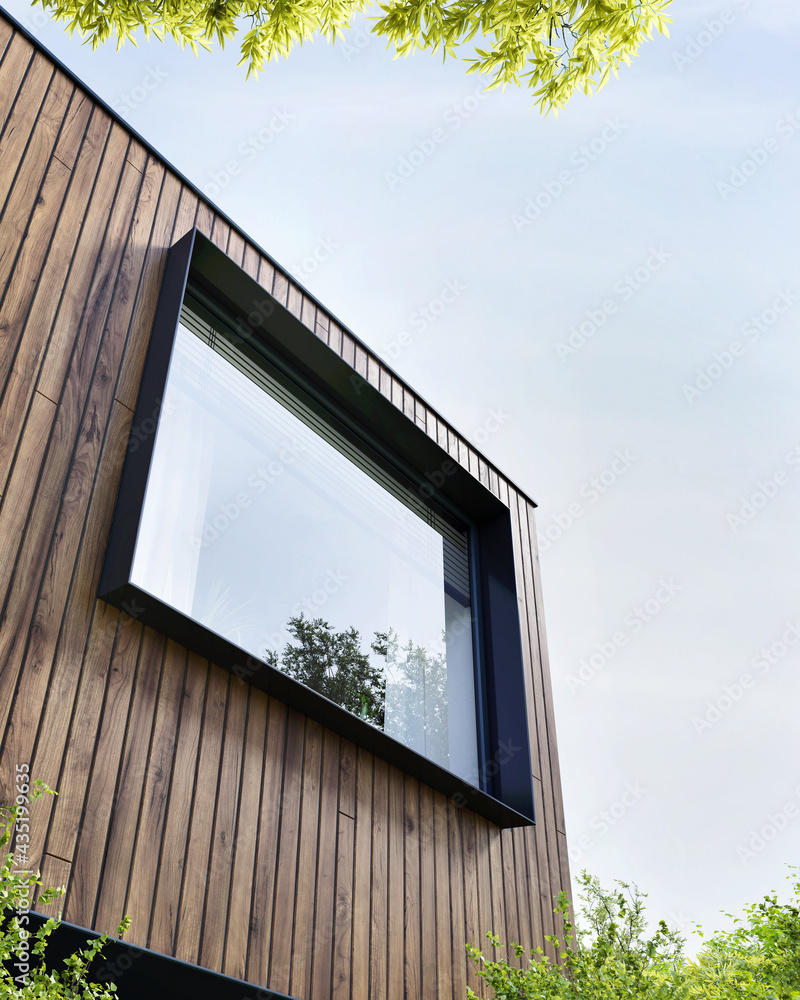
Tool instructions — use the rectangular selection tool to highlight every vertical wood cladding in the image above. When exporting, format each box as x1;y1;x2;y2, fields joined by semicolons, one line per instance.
0;16;570;999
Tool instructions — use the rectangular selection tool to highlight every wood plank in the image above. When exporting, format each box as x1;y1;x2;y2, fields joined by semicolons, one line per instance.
200;674;249;972
223;687;268;981
241;242;260;280
486;822;506;955
403;775;421;1000
35;854;71;916
227;228;245;266
246;697;287;987
272;270;289;308
338;738;356;819
330;812;354;1000
472;816;494;978
461;810;482;996
500;829;519;959
170;184;199;245
0;108;113;494
369;757;389;1000
0;64;70;324
418;783;436;1000
507;489;542;777
286;282;302;319
0;46;48;201
526;500;568;838
33;601;119;867
209;214;230;251
447;800;468;1000
512;824;533;950
0;153;142;682
113;171;184;411
22;396;128;846
20;119;124;406
523;823;545;952
173;663;229;964
513;494;558;942
256;255;275;296
290;718;323;1000
93;627;166;936
63;615;142;927
340;331;355;369
301;293;316;332
124;639;188;946
310;727;340;1000
351;746;372;1000
0;18;15;66
266;707;305;994
314;310;329;345
0;33;35;139
148;652;210;955
433;790;452;1000
386;765;404;1000
52;91;93;170
0;393;56;762
194;200;214;239
0;159;159;811
327;320;343;357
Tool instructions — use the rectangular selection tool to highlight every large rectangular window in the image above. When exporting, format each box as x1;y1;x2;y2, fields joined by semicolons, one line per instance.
101;228;535;826
130;293;480;783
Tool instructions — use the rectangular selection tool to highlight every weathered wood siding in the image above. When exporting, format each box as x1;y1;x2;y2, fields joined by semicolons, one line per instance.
0;16;570;999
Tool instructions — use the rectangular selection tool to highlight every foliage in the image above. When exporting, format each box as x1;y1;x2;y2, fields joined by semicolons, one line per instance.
267;614;387;726
467;868;800;1000
31;0;672;113
1;780;131;998
377;627;449;762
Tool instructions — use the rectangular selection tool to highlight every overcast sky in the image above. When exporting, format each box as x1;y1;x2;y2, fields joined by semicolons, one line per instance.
5;0;799;954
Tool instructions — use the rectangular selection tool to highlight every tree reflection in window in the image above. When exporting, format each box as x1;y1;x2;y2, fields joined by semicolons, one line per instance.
264;616;449;766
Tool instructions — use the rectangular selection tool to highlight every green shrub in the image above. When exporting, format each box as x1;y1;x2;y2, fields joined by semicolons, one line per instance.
1;779;130;998
468;869;800;1000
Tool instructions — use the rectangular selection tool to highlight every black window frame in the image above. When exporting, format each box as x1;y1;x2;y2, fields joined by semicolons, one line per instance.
99;228;535;828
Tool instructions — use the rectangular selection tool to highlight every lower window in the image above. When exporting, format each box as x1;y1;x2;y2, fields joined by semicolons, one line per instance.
101;228;535;826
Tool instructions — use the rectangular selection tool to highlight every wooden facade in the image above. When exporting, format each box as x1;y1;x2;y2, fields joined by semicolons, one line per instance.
0;12;570;1000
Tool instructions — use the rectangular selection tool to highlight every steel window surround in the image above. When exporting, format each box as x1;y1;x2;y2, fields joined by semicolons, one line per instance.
99;229;535;828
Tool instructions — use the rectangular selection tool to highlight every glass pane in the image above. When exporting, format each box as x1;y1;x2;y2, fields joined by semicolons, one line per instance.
132;301;479;783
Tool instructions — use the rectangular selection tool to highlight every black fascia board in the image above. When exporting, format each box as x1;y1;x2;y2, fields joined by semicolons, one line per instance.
99;228;535;828
16;912;291;1000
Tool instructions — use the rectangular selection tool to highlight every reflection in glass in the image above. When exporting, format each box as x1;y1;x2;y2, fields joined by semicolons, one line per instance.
132;297;479;783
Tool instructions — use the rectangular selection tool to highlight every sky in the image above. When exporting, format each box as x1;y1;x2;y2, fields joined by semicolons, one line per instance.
4;0;799;954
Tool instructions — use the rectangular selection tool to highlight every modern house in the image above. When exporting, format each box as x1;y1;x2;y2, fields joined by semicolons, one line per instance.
0;8;571;998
